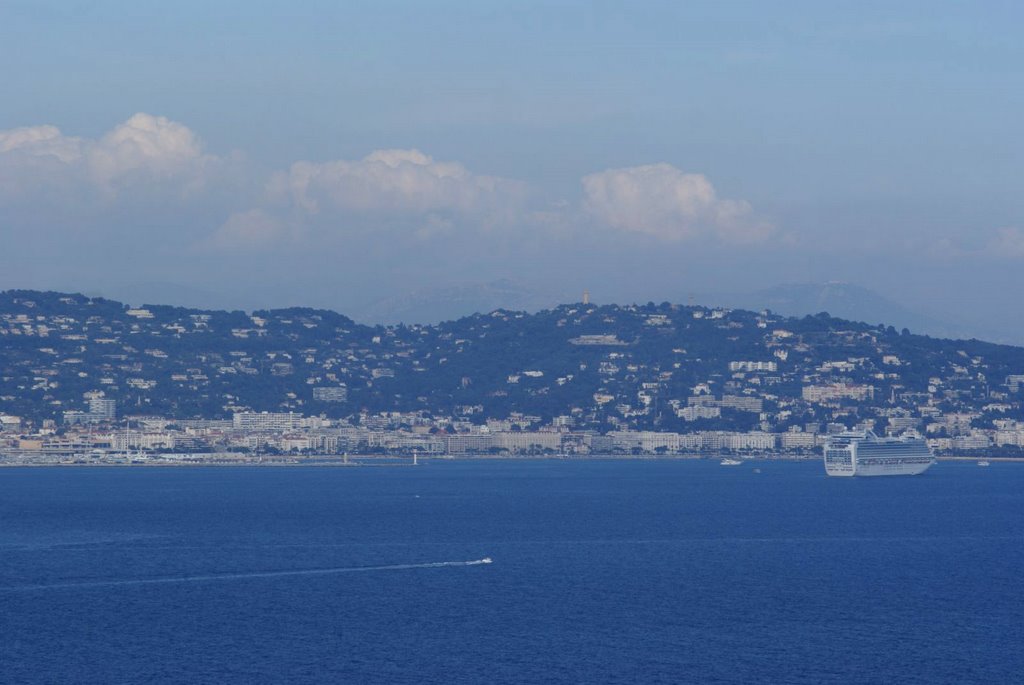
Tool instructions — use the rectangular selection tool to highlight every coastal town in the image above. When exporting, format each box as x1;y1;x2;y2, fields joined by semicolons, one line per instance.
2;289;1024;464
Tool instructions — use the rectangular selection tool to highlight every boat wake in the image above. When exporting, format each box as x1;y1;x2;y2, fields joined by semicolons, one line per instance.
0;558;494;592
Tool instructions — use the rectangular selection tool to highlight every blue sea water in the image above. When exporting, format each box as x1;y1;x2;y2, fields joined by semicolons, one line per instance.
1;460;1022;684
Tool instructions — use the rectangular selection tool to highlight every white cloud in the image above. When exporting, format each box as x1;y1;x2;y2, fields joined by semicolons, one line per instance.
3;114;782;256
581;163;773;243
88;113;212;191
0;113;217;202
0;124;84;162
203;148;531;250
271;148;526;221
0;125;86;203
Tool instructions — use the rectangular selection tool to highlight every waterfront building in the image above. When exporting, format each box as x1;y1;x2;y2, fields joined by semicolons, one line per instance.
446;433;495;454
492;431;563;453
780;430;816;450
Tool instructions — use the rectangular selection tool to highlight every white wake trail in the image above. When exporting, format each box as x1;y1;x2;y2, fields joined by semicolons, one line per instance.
0;558;493;592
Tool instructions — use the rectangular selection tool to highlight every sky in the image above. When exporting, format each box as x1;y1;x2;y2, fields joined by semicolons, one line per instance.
1;1;1023;336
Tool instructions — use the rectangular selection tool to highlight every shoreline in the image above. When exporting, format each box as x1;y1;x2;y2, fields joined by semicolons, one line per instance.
2;453;1022;467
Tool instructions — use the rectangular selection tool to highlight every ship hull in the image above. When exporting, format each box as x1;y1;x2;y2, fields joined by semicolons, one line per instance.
849;459;933;476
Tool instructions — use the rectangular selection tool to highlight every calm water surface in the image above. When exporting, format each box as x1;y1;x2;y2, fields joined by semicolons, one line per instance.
1;460;1022;684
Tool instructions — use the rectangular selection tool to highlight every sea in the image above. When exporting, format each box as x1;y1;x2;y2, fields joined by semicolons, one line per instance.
1;459;1022;684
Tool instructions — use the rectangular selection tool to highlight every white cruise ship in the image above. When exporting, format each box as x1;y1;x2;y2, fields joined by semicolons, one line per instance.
823;431;934;477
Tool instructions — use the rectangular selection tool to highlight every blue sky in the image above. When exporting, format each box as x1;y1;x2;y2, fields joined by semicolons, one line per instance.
2;1;1023;334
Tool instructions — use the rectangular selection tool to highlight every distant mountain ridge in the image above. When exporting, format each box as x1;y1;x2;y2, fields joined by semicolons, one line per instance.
353;278;568;325
57;279;1019;344
356;280;1015;343
715;282;962;339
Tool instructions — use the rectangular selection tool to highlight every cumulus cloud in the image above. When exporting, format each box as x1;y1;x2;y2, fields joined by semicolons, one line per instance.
581;163;773;243
0;124;83;162
2;113;781;257
0;113;218;203
88;113;212;191
270;148;526;220
204;148;530;250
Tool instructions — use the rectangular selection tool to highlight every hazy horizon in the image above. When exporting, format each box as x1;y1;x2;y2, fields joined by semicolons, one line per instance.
3;2;1023;340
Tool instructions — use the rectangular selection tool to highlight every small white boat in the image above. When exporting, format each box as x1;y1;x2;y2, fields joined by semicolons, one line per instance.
977;460;991;467
720;458;742;466
480;557;493;564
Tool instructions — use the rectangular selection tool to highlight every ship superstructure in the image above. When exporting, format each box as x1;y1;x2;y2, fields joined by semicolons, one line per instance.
824;431;934;477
